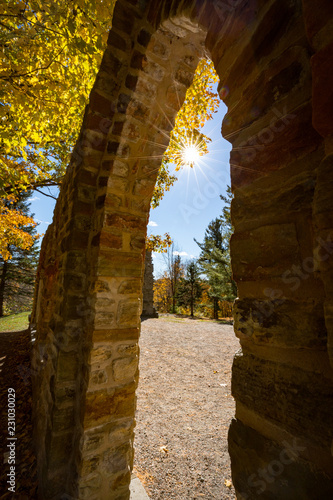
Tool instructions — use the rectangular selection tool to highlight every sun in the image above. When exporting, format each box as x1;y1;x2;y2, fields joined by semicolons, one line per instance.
180;139;205;168
182;144;201;166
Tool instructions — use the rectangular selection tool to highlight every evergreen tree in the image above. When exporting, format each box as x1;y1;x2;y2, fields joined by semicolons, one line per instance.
194;186;236;319
0;192;39;317
177;260;202;317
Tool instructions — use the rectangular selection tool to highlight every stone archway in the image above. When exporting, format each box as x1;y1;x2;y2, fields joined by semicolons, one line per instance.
31;0;333;498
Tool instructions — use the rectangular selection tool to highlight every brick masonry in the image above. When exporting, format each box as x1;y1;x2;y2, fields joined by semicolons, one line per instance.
141;251;158;318
30;0;333;498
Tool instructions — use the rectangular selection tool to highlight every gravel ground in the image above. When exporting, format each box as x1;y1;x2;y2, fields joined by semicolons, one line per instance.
133;315;240;500
0;316;240;499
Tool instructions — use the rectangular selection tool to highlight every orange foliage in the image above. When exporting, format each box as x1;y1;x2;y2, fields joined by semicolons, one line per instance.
0;200;39;260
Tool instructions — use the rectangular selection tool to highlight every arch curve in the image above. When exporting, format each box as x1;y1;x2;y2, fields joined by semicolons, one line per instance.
31;1;333;498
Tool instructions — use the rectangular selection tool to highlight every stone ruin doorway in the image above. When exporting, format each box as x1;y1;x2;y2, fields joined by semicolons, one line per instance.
30;0;333;498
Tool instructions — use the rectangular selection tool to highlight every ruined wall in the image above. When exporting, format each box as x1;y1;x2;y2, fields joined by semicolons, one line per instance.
141;251;158;318
31;0;333;498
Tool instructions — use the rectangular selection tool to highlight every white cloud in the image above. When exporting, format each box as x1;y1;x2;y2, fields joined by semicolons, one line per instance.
29;196;40;202
190;255;195;258
148;221;158;227
173;251;188;257
35;219;51;225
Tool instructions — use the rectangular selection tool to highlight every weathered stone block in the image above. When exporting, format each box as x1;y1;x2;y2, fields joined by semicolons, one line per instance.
84;384;136;427
105;214;146;231
95;311;115;330
231;223;301;281
116;344;138;356
117;299;141;327
234;298;327;348
97;251;143;277
91;346;113;364
101;443;131;474
56;351;78;383
109;470;131;492
232;352;333;450
118;279;141;295
113;356;138;383
229;419;333;500
79;473;102;500
53;405;75;433
91;369;108;385
47;431;74;469
81;455;101;477
107;175;129;193
83;430;106;452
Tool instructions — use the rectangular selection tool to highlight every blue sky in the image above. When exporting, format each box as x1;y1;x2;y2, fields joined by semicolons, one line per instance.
29;100;231;277
148;102;231;276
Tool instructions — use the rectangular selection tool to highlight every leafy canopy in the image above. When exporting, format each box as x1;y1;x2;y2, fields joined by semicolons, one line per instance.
0;0;115;198
0;0;220;257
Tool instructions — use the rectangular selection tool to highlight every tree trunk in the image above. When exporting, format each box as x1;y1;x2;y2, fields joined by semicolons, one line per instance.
0;260;8;317
190;283;194;318
213;297;218;320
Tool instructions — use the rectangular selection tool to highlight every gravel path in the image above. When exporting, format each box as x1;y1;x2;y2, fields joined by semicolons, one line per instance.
133;315;240;500
0;316;240;499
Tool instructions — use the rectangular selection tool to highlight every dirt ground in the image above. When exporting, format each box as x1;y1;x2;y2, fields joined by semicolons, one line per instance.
0;315;240;499
133;315;240;499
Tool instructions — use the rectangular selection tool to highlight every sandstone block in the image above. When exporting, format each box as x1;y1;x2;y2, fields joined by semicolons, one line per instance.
113;356;138;383
231;223;301;281
84;384;136;427
117;344;139;356
234;298;327;348
95;311;115;330
108;418;134;446
102;443;131;474
91;369;108;385
117;299;141;327
232;352;333;450
56;351;78;383
118;279;142;294
91;346;113;364
83;430;106;453
229;419;333;500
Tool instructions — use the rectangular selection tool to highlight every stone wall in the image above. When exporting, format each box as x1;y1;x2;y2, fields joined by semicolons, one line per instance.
141;251;158;318
31;0;333;498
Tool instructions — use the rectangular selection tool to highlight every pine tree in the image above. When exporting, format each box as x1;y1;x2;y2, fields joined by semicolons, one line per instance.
0;192;39;317
177;260;202;317
194;187;236;319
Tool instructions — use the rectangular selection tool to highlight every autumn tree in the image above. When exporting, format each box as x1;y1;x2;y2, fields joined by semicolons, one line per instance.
153;273;172;313
151;59;220;208
0;192;39;316
195;187;236;319
0;0;115;199
0;0;220;257
176;260;202;318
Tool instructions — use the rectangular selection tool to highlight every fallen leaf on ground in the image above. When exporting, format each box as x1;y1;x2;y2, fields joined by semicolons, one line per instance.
224;479;232;488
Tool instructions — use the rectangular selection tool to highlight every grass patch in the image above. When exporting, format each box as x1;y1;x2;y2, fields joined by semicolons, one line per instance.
0;312;30;333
